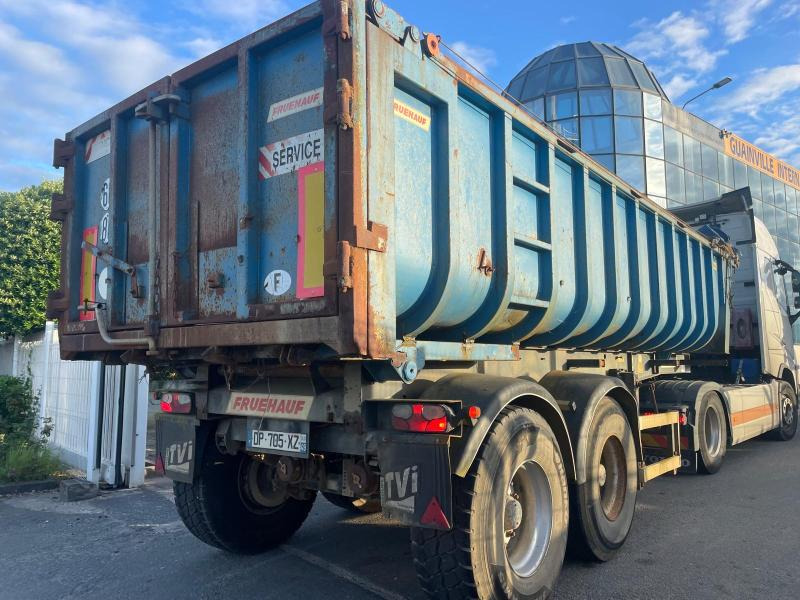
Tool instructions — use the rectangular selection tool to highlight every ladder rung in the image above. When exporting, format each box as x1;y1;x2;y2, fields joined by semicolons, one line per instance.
639;411;679;430
642;455;682;483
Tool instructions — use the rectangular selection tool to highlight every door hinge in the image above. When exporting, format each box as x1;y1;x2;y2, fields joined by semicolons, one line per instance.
324;0;351;40
49;192;73;222
336;0;351;39
336;79;354;130
337;240;354;292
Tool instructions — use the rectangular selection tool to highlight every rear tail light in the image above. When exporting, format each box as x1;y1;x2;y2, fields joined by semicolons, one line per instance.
391;403;452;433
159;392;192;413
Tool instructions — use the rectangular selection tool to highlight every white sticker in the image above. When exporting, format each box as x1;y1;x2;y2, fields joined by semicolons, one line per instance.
97;267;109;300
100;178;110;210
258;129;324;180
267;87;324;123
264;270;292;296
85;130;111;163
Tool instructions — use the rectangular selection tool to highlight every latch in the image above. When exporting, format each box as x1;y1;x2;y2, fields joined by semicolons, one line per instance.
53;138;75;168
135;93;189;122
354;221;388;252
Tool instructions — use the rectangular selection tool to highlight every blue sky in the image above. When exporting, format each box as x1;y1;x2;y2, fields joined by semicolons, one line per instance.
1;0;799;191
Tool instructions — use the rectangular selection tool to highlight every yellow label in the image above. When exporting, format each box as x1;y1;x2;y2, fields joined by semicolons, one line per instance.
393;99;431;131
303;169;324;290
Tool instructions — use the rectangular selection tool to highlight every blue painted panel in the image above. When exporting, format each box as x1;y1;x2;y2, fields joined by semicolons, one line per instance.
394;87;434;315
255;27;325;304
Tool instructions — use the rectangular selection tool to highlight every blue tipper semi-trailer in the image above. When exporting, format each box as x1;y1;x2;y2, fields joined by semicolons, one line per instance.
48;1;799;597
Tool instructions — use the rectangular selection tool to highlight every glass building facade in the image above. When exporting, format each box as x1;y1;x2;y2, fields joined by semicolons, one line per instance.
507;42;800;274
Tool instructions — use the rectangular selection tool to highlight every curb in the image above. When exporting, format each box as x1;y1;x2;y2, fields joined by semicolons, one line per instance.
0;479;60;497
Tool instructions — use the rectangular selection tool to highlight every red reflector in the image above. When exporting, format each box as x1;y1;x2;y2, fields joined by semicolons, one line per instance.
468;406;481;419
420;496;450;529
154;453;165;475
160;400;173;412
679;413;688;426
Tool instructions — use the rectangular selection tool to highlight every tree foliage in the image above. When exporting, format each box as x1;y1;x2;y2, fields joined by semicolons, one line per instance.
0;180;62;337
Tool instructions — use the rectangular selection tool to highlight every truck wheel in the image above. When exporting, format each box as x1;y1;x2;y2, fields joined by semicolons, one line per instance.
322;491;381;514
410;407;568;600
698;393;727;474
174;445;315;554
570;397;637;562
771;381;797;441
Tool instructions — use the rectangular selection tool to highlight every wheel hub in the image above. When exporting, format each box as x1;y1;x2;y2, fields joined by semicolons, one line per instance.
598;436;626;522
504;495;523;535
782;396;794;426
239;458;289;512
504;460;553;578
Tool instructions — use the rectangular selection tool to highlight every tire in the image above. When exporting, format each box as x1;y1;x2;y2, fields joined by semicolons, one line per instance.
322;491;381;514
410;407;569;600
771;381;798;441
697;393;727;474
569;397;637;562
174;442;315;554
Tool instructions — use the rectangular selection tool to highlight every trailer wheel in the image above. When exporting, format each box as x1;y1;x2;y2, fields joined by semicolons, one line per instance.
570;397;637;562
698;393;727;474
771;381;797;441
410;407;568;600
322;492;381;514
174;445;315;554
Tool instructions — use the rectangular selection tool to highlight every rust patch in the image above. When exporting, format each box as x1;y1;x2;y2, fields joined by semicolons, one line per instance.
477;247;493;276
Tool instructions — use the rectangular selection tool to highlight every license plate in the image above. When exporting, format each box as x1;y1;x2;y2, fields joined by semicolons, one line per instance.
250;429;308;455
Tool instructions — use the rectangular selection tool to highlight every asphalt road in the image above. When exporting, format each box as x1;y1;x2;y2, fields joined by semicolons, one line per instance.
1;434;797;600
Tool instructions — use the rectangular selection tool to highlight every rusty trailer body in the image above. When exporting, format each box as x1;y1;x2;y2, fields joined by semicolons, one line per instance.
49;2;800;599
49;0;732;366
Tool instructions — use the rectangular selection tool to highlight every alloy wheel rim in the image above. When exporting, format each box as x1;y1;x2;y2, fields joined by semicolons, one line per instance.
504;459;553;578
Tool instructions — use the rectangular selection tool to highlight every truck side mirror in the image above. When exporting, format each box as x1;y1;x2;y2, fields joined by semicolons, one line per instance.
793;271;800;293
795;296;800;309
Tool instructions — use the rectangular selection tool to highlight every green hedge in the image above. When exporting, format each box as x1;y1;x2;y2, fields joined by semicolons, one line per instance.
0;180;62;337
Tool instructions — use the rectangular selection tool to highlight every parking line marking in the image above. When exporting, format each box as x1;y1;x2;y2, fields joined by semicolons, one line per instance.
281;545;408;600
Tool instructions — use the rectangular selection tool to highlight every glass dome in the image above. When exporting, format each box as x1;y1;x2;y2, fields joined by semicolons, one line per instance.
507;42;669;104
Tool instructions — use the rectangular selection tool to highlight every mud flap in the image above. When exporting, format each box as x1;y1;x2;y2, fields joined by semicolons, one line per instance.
377;434;452;530
155;414;209;483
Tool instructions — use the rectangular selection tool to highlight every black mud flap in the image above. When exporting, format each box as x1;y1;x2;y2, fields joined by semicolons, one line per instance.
377;434;452;530
155;414;209;483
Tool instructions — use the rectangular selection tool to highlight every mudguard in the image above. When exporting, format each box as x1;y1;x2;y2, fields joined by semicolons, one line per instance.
538;371;640;485
421;373;576;481
376;433;453;530
155;414;213;483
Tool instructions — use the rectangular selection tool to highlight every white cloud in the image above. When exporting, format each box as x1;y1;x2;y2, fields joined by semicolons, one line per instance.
560;16;576;25
449;41;497;74
628;11;726;75
0;0;193;190
192;0;290;25
717;0;773;43
662;74;699;99
184;37;224;59
717;64;800;116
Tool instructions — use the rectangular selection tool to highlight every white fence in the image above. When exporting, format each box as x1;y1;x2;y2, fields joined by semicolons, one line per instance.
0;322;148;487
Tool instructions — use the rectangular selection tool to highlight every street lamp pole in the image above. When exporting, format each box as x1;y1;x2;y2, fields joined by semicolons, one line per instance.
681;77;733;110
